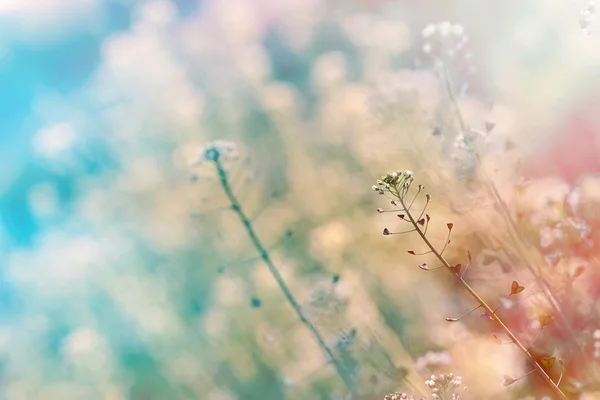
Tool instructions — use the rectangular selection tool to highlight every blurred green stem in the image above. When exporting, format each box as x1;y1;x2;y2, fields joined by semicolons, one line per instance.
212;158;356;394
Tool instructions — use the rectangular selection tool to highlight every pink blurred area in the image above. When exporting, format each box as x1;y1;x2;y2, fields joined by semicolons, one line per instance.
523;100;600;185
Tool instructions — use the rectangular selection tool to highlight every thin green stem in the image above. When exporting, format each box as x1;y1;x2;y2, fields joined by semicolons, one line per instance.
396;190;568;400
212;159;356;393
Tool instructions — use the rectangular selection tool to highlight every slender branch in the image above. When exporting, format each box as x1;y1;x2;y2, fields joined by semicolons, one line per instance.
397;192;568;400
213;159;356;393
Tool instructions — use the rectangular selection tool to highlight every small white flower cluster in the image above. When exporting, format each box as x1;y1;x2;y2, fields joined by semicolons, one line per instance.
593;329;600;358
384;373;465;400
579;0;596;32
372;170;414;195
425;373;465;400
189;139;239;166
384;393;417;400
420;21;471;62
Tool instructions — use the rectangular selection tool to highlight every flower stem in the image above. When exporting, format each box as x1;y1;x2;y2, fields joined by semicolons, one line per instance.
212;159;356;393
397;193;569;400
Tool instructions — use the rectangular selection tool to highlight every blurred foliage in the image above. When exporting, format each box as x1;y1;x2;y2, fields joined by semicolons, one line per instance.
2;0;600;399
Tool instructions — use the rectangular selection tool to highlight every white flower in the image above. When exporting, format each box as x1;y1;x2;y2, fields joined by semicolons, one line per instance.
438;21;452;36
422;24;437;37
451;24;465;36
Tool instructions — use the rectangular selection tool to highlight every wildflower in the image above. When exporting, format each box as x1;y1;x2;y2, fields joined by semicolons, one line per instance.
384;373;466;400
422;24;437;38
425;373;466;399
372;170;415;197
189;139;239;166
418;21;470;62
579;0;596;31
384;393;416;400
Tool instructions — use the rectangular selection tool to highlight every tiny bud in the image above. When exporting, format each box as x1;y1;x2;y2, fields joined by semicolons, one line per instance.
503;375;517;386
377;208;384;213
383;228;390;235
426;194;431;201
418;184;424;191
539;314;553;327
510;281;525;295
447;222;454;230
419;263;429;270
449;264;462;274
571;265;585;279
250;297;262;308
540;356;556;369
372;185;379;191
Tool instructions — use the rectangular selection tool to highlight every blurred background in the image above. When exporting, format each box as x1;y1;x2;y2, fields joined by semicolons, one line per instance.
2;0;600;399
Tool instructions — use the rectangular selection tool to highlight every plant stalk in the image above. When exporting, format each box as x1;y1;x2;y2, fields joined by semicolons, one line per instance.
212;158;356;393
396;191;569;400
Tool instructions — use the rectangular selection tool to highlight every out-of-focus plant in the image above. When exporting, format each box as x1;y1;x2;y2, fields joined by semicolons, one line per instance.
190;140;357;393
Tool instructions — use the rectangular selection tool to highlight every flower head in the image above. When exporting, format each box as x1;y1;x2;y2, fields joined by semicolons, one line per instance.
384;393;416;400
189;140;239;166
372;170;414;195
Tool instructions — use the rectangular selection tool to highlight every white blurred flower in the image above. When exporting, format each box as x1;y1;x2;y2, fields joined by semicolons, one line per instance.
451;24;465;36
438;21;452;36
415;350;452;373
311;51;348;91
33;122;77;157
422;24;436;38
